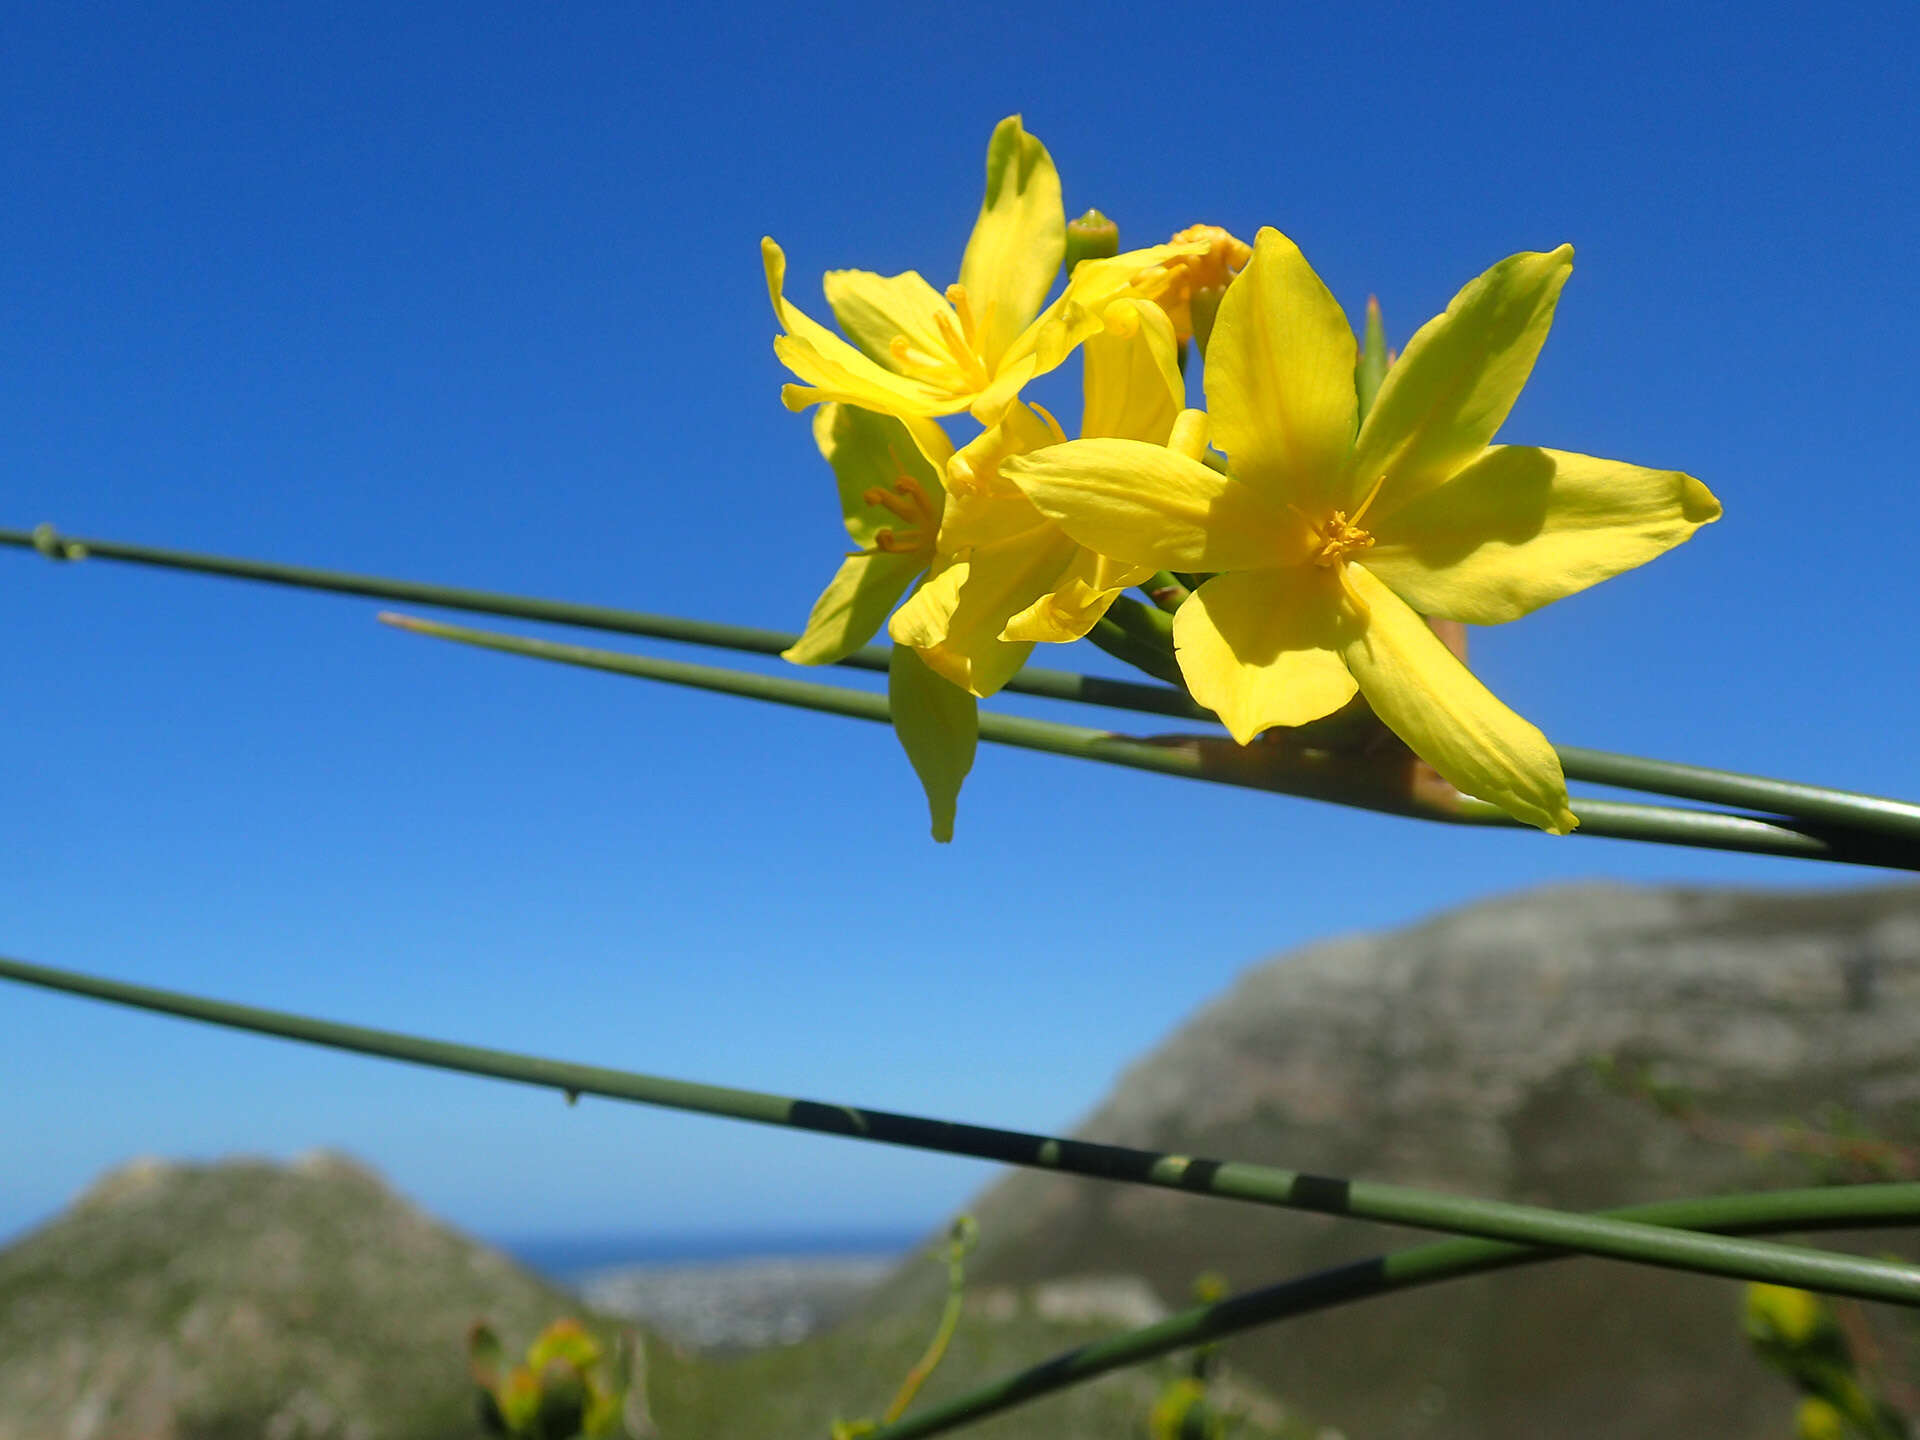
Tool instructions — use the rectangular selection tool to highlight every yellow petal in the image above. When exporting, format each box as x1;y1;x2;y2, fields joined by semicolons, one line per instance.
782;549;926;666
812;403;951;551
1173;568;1360;743
1000;547;1153;643
1008;240;1211;379
763;237;960;417
888;643;978;843
958;116;1065;370
1353;246;1573;519
888;526;1058;698
1080;299;1182;444
822;268;956;366
1002;438;1314;572
1340;563;1576;833
966;351;1041;426
1204;227;1359;511
1365;446;1722;624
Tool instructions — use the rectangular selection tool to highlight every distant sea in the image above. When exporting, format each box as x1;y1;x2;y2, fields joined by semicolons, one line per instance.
495;1227;924;1283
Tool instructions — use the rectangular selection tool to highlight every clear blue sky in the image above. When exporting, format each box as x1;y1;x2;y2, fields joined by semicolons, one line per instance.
3;2;1917;1245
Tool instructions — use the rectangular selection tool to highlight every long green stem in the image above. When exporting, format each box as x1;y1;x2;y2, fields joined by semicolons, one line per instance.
13;524;1920;845
13;525;1920;844
868;1183;1920;1439
381;614;1920;871
0;525;1207;724
1;950;1917;1305
1556;746;1920;843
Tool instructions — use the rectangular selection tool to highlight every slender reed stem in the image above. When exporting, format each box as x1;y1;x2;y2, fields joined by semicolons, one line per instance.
0;525;1207;724
867;1183;1920;1439
380;614;1920;871
1;951;1916;1305
1556;745;1920;843
12;525;1920;843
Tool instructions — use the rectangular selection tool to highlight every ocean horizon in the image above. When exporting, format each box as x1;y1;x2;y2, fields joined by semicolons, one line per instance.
495;1225;926;1281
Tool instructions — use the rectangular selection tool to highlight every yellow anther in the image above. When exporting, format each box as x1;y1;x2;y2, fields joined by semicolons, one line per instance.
1310;510;1375;568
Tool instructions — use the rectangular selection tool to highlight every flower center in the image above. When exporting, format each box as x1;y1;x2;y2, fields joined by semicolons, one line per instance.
886;284;995;393
864;471;938;555
1310;510;1374;567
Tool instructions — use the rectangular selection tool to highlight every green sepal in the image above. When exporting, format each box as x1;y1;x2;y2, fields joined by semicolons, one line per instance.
889;643;978;843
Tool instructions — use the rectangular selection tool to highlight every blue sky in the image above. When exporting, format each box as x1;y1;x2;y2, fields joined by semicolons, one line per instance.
3;2;1917;1245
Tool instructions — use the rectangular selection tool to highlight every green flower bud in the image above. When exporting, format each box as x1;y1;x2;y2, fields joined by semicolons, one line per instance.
1064;209;1120;272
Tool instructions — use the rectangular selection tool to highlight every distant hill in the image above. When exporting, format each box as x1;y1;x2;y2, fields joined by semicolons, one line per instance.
12;882;1920;1439
907;881;1920;1440
0;1151;588;1440
0;1153;1303;1439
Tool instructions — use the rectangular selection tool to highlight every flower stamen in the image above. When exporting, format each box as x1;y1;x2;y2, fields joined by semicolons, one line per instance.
1310;510;1375;568
864;468;938;556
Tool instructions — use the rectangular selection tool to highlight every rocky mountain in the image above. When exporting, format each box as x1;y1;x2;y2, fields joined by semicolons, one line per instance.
923;881;1920;1440
0;1151;592;1440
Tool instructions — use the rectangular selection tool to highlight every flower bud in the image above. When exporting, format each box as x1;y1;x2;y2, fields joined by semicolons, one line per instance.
1064;209;1120;272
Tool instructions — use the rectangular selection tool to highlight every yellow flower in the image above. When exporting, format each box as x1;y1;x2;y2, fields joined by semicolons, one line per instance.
1003;228;1721;833
763;115;1205;425
1143;224;1252;344
887;298;1181;696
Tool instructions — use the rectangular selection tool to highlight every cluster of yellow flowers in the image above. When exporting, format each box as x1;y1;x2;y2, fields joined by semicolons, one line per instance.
764;116;1720;840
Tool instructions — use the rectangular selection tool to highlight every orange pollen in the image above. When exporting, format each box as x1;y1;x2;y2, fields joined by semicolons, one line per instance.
1310;510;1374;567
863;472;937;555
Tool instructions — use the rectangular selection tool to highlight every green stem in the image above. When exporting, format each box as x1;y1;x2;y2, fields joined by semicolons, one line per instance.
15;523;1920;847
1556;745;1920;844
867;1182;1920;1439
1140;571;1191;613
1085;595;1183;687
382;614;1920;871
882;1222;977;1424
0;524;1207;725
2;949;1917;1305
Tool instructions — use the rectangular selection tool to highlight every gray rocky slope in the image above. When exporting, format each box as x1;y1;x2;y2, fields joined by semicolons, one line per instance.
925;881;1920;1440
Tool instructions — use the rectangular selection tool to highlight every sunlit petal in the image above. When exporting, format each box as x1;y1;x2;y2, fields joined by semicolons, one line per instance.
1341;563;1576;833
1080;299;1182;444
1003;438;1315;572
1173;568;1360;743
822;269;957;367
764;238;959;417
1354;246;1573;518
957;115;1065;368
1000;547;1153;643
890;524;1064;697
1204;227;1359;510
1366;446;1722;624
